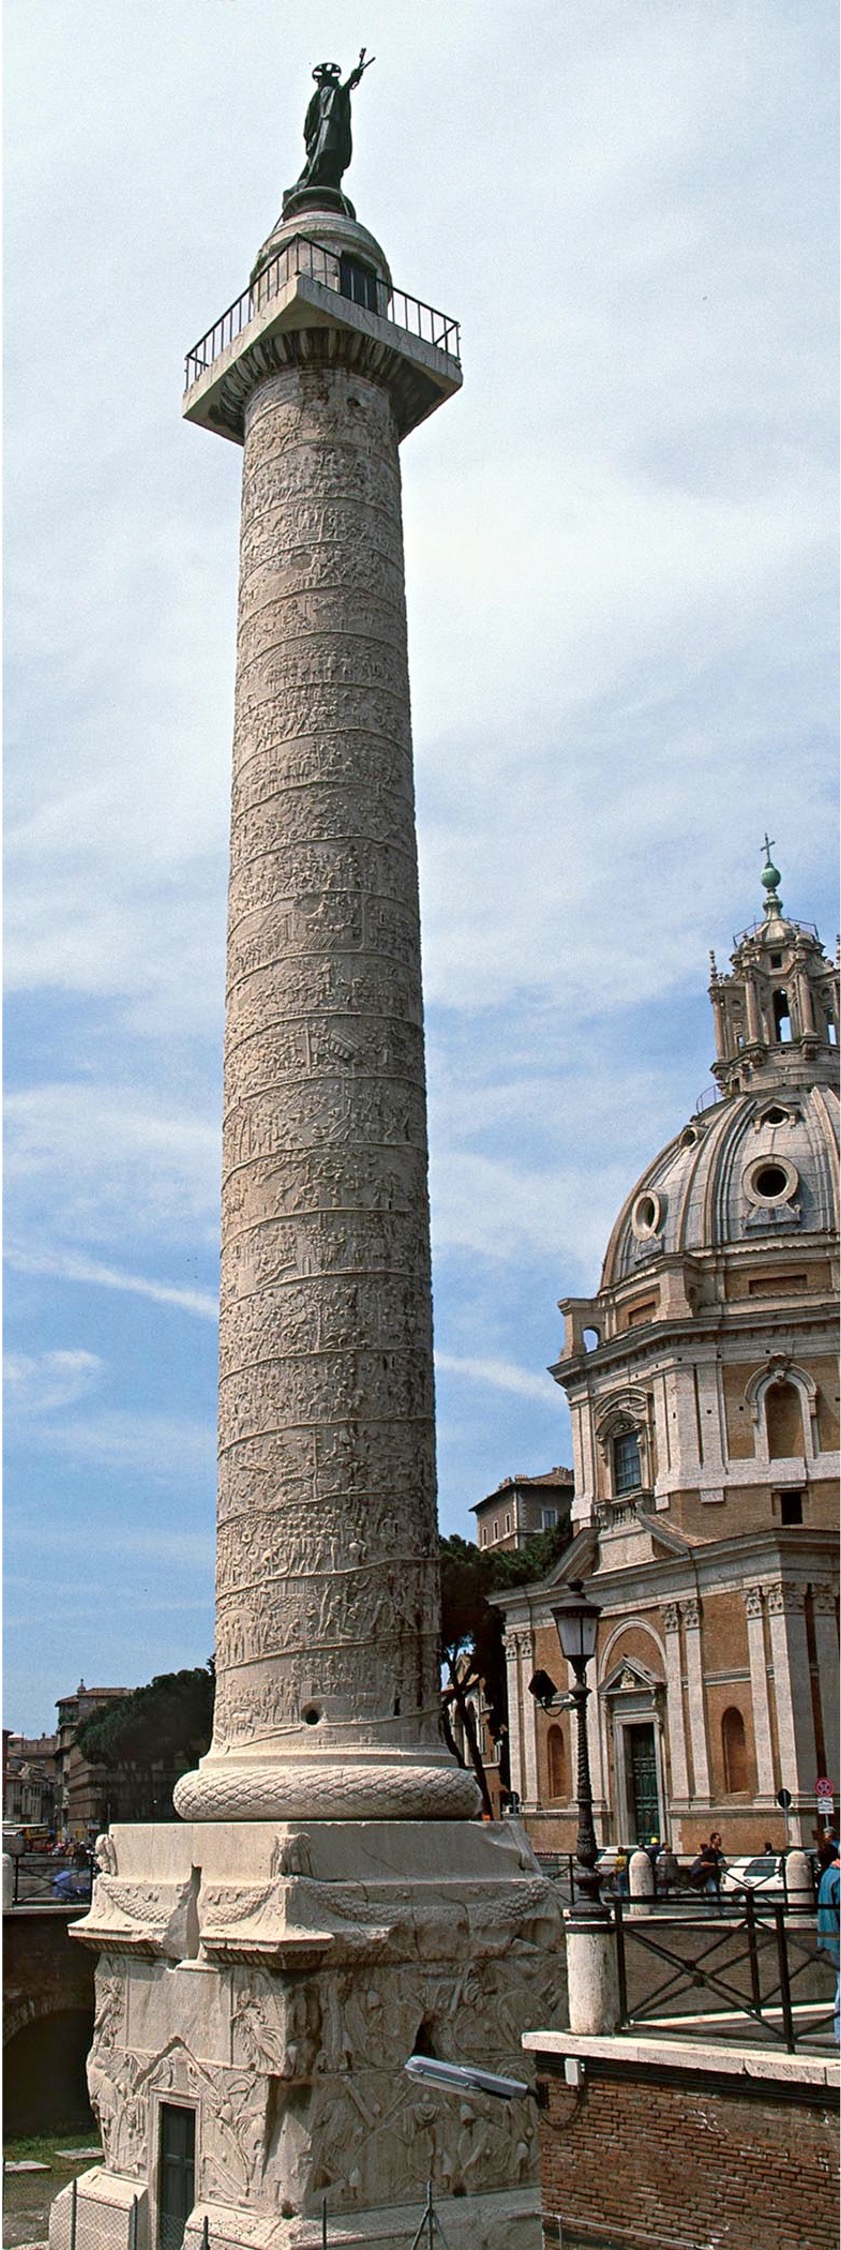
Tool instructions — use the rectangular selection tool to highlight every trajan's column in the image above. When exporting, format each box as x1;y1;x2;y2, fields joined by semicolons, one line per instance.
51;63;561;2250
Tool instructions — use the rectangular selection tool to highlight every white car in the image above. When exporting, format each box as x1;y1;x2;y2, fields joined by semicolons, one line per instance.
719;1853;787;1900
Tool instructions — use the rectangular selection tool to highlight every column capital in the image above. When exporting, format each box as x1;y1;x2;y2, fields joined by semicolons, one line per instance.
811;1584;838;1617
682;1597;702;1631
744;1584;765;1620
767;1581;806;1616
661;1602;681;1634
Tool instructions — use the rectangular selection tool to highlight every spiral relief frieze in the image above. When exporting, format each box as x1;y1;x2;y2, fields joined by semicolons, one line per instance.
179;355;459;1819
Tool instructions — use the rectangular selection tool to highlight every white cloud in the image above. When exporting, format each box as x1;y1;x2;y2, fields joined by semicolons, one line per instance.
3;1349;103;1415
4;1081;220;1249
5;1247;218;1323
10;1521;214;1570
24;1408;216;1486
435;1352;554;1405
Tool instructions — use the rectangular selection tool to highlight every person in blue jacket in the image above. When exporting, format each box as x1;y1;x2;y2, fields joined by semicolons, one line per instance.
816;1839;840;2043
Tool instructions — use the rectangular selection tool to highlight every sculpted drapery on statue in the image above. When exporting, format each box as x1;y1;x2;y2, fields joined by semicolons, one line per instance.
285;50;375;215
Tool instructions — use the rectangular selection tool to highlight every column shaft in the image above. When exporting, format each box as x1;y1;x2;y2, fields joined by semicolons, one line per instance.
662;1607;690;1802
176;356;475;1822
683;1601;710;1800
744;1588;776;1798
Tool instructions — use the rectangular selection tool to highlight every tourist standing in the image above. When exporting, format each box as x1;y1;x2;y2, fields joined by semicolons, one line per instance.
816;1840;840;2043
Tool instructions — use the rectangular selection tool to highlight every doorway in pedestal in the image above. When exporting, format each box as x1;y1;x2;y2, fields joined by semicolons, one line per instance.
159;2103;196;2250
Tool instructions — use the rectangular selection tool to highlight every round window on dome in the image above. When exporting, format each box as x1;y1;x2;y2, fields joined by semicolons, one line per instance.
631;1190;663;1239
744;1155;799;1207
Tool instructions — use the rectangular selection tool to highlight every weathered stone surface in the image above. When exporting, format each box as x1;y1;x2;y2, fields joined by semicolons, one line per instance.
52;205;562;2250
182;359;463;1821
62;1821;563;2243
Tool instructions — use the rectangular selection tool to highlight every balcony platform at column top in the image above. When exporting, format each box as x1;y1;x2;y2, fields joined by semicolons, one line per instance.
183;227;462;446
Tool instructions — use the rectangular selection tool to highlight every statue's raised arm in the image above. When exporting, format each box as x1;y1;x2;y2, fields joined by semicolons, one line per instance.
284;52;376;218
345;47;376;94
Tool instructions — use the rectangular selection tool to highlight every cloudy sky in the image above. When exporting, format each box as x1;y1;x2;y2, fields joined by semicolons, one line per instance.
5;2;837;1734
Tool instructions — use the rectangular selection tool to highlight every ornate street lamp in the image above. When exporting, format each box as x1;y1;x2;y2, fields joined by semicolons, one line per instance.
550;1579;606;1915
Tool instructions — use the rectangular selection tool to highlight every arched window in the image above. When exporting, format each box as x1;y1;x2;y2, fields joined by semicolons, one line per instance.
772;990;792;1043
722;1707;749;1794
547;1725;566;1801
766;1380;803;1459
613;1430;641;1495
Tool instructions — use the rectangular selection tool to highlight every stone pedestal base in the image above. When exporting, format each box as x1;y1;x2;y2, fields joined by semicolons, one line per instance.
49;1819;563;2250
50;2167;149;2250
51;2177;540;2250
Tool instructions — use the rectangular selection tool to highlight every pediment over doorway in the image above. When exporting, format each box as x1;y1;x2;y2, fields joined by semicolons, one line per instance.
600;1655;663;1700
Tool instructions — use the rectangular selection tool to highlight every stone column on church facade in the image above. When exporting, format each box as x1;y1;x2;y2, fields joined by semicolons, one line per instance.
661;1602;690;1807
767;1582;818;1814
743;1584;776;1800
517;1628;540;1807
682;1597;711;1802
810;1585;840;1788
503;1627;525;1803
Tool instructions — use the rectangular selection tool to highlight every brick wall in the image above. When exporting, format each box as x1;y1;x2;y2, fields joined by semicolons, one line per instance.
529;2040;839;2250
4;1904;94;2044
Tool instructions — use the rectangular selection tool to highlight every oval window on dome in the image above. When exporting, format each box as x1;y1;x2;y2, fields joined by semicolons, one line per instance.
631;1190;663;1239
744;1155;799;1208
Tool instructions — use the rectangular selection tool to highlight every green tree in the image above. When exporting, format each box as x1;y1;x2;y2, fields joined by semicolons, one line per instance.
439;1521;571;1816
75;1662;215;1821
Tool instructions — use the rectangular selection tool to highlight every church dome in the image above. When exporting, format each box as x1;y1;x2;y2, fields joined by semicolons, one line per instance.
601;864;840;1289
601;1077;839;1286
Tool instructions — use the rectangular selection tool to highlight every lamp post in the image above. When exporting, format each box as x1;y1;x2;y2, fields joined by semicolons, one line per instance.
551;1580;606;1915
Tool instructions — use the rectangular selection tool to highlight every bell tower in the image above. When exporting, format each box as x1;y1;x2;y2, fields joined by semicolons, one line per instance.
709;845;839;1098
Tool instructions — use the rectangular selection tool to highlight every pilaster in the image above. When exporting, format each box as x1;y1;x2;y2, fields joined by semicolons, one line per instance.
743;1585;776;1799
682;1598;711;1802
503;1629;525;1804
811;1585;840;1786
661;1602;689;1804
766;1583;817;1802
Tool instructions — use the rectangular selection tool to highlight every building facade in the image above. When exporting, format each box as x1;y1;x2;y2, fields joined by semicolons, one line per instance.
471;1467;574;1553
499;861;839;1855
3;1732;58;1836
55;1683;131;1841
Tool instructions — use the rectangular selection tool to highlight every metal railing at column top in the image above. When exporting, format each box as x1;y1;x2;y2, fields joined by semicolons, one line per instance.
184;233;461;390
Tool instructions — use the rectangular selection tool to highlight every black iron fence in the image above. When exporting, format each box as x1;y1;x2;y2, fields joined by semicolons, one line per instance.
535;1850;818;1911
614;1892;834;2053
5;1850;93;1906
184;234;460;390
61;2180;448;2249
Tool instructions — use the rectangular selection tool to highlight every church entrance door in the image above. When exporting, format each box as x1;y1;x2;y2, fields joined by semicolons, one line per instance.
627;1722;659;1841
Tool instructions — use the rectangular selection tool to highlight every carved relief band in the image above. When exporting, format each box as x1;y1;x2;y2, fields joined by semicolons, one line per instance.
174;357;476;1821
